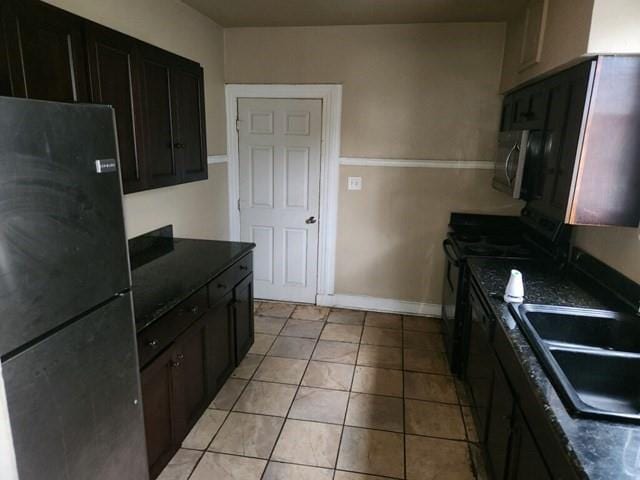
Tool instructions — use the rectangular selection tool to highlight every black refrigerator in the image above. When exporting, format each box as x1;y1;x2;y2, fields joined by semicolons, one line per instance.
0;97;148;479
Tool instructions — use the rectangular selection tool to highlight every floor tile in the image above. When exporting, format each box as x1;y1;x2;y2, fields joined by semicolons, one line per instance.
364;312;402;330
231;354;263;379
189;452;266;480
337;426;404;478
357;345;402;369
403;315;441;333
254;356;308;384
263;461;334;480
253;301;262;312
320;323;362;343
209;378;247;410
312;340;359;364
289;386;349;424
157;449;202;480
280;319;324;339
361;326;402;347
404;371;458;404
209;412;283;459
291;305;330;321
233;381;297;417
345;393;403;432
334;472;390;480
462;406;479;442
327;309;365;325
405;399;466;440
271;419;342;468
268;336;316;359
249;333;277;355
255;316;287;335
405;435;474;480
351;366;403;397
258;302;296;318
403;348;449;374
182;409;227;450
302;361;354;391
403;331;445;351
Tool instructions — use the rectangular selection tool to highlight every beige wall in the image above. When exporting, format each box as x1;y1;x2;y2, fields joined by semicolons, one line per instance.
44;0;229;239
225;23;505;161
588;0;640;53
573;227;640;284
336;166;522;301
225;23;523;303
500;0;593;91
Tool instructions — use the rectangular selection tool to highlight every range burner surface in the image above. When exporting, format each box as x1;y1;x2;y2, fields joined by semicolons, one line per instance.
456;234;483;243
463;245;504;256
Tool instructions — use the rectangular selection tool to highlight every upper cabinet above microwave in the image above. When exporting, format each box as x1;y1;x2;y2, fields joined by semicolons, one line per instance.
0;0;208;194
500;56;640;227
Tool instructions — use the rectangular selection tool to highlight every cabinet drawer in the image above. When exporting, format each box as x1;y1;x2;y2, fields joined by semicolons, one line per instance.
209;253;253;305
137;286;208;368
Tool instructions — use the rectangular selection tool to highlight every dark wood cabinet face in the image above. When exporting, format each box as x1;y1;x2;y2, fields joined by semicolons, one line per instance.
140;346;176;479
205;292;236;395
1;0;88;102
171;65;207;182
486;358;514;480
86;25;145;192
507;409;552;480
172;317;208;441
234;274;255;362
140;47;177;187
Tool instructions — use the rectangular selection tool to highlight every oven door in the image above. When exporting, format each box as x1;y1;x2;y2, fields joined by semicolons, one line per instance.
492;130;529;198
441;239;461;373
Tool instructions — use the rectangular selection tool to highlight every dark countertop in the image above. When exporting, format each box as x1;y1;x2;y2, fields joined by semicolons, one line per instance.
468;257;640;480
131;238;254;332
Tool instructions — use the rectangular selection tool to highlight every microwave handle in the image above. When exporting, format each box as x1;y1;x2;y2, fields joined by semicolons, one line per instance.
504;143;519;187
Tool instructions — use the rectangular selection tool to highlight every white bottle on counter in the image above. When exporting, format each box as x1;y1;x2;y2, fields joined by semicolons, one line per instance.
504;269;525;303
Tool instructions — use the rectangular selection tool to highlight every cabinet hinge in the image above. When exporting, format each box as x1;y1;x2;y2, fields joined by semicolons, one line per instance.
236;119;242;132
237;198;241;211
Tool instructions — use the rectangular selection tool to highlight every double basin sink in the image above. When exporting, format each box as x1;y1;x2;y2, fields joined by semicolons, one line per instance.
510;304;640;423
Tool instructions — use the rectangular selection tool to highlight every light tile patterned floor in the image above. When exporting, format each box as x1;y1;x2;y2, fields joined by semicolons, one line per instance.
157;302;484;480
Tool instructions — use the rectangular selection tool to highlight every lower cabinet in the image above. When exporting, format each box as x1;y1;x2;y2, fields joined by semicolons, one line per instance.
506;408;552;480
205;291;236;396
234;274;254;361
138;254;254;479
485;355;515;479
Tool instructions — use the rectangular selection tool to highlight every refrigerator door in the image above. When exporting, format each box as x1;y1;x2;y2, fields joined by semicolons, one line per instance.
0;97;130;357
2;293;148;480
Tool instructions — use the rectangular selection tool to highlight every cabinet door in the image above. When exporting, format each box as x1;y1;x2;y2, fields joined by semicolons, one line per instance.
1;0;89;102
233;274;255;363
512;85;547;130
486;356;515;479
205;291;236;396
172;317;208;441
139;44;178;188
86;24;146;193
507;408;552;480
171;60;207;183
140;346;177;480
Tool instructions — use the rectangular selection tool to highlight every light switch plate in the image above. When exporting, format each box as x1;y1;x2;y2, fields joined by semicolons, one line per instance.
347;176;362;190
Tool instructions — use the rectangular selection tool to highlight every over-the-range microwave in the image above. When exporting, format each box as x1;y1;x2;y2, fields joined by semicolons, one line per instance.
492;130;529;198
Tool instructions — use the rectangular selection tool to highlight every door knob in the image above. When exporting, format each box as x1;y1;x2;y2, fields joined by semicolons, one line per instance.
305;216;317;224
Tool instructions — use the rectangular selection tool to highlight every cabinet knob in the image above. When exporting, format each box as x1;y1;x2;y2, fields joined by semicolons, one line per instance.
176;353;185;360
217;283;227;289
171;361;181;368
190;305;199;314
174;142;185;149
147;339;159;348
240;265;248;271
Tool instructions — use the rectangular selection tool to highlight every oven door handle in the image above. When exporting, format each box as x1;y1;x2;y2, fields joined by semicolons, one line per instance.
443;239;460;268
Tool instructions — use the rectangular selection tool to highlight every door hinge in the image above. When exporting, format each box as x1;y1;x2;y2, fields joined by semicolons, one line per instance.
236;119;242;132
237;198;241;211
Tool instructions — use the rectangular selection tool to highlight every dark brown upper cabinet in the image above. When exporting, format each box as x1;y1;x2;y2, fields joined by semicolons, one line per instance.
0;0;89;102
0;0;208;194
86;24;146;193
501;56;640;227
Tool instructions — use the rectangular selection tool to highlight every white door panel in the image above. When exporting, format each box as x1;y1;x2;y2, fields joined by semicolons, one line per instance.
238;98;322;303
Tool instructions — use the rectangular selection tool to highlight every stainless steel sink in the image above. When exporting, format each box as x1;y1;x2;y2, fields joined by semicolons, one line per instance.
510;304;640;423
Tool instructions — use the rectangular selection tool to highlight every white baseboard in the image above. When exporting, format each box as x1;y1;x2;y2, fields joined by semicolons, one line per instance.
316;294;441;317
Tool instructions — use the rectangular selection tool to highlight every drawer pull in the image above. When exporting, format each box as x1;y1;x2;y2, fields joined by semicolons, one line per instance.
171;361;181;368
176;353;185;360
147;339;159;348
217;283;227;289
190;305;199;314
239;265;248;271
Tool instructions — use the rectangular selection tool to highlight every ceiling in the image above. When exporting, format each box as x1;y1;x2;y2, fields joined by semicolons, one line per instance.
182;0;528;28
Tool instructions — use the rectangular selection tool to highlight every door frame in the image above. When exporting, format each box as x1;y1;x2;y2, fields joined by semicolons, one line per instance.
225;84;342;299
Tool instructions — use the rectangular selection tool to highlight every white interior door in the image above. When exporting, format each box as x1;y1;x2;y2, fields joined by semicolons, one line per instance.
238;98;322;303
